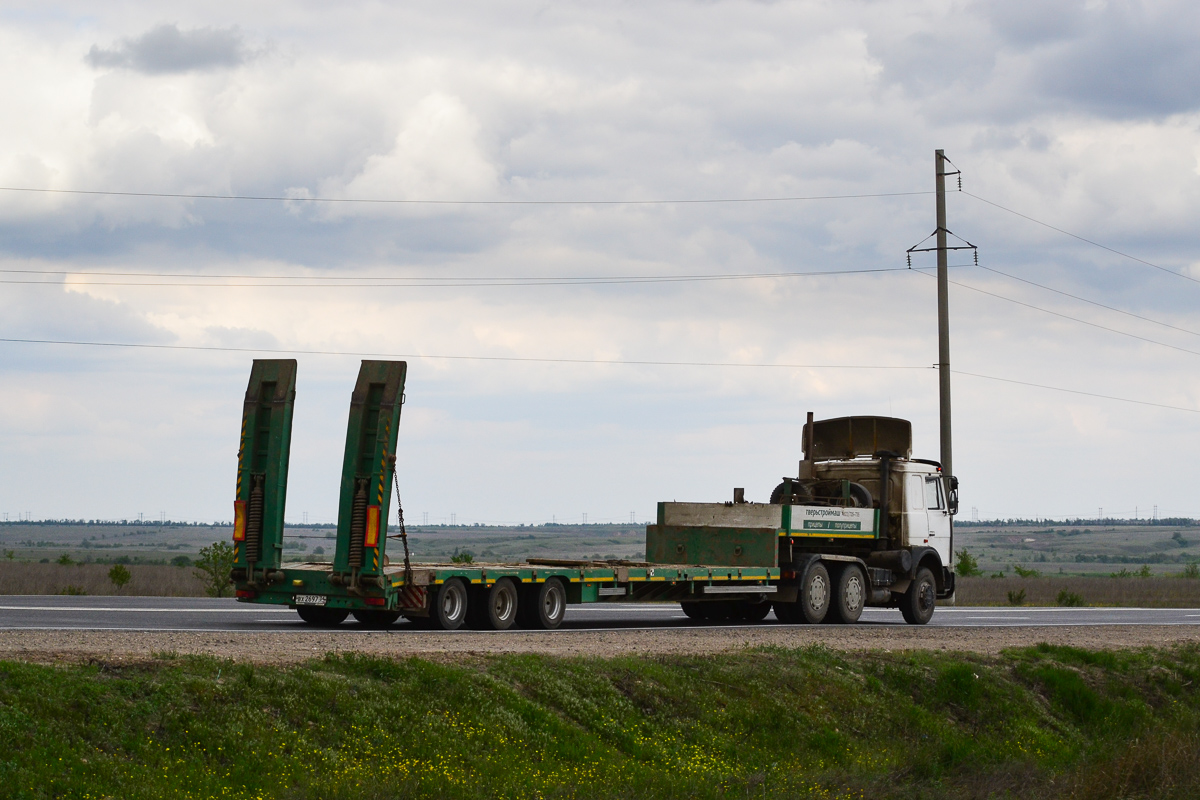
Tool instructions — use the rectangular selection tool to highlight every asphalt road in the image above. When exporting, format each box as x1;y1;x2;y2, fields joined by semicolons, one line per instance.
2;596;1199;632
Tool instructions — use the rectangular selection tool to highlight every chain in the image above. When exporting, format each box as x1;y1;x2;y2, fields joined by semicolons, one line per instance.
393;470;413;583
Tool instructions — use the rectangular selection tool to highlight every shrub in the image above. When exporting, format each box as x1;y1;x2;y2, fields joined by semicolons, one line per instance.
1007;589;1026;606
170;555;191;568
954;548;983;577
56;553;73;566
1184;563;1200;579
990;571;1006;578
1111;568;1132;578
193;542;236;598
1013;565;1041;578
57;585;86;595
450;549;474;564
1057;589;1084;607
1137;565;1152;578
108;564;131;592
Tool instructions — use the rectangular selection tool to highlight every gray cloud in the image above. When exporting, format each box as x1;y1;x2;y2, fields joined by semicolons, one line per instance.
85;24;249;74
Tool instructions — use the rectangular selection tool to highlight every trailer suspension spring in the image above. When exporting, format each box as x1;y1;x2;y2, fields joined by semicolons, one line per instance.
348;478;368;568
245;473;265;565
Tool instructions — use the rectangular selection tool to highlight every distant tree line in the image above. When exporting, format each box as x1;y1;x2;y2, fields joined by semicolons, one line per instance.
957;517;1196;528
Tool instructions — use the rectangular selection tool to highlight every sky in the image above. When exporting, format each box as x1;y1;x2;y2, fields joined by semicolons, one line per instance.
1;0;1198;526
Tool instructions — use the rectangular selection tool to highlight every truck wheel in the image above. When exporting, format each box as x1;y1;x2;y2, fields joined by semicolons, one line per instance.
519;578;566;630
800;562;830;624
738;599;772;623
477;578;519;631
680;601;705;620
296;607;348;627
900;567;937;625
826;565;866;624
772;601;802;623
352;609;401;629
430;578;469;630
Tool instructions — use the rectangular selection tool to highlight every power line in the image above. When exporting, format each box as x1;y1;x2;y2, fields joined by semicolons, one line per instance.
0;185;932;206
0;336;929;370
913;269;1200;358
952;370;1199;414
0;266;920;288
963;190;1200;286
975;264;1200;338
2;335;1194;413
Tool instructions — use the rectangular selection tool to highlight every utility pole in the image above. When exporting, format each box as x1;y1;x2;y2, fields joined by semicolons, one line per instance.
935;149;953;480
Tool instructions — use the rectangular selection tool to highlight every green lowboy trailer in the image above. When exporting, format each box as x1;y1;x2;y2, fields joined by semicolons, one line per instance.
232;360;956;628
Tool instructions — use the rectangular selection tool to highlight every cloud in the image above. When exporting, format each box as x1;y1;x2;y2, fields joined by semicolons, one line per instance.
85;24;250;74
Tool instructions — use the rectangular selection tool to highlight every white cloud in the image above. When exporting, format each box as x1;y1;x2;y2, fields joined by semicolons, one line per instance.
0;1;1198;523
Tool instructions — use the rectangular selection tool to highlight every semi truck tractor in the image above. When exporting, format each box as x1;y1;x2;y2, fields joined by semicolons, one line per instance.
231;359;957;628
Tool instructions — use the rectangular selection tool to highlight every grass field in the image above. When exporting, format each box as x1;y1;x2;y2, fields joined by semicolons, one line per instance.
1;645;1199;799
0;562;207;596
956;576;1200;608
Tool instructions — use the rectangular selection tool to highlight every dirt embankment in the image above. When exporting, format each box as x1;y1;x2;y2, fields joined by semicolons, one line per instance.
4;625;1200;665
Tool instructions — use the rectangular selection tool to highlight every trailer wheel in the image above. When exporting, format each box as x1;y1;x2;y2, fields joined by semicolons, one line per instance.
800;562;830;624
900;567;936;625
680;602;705;620
519;578;566;630
477;578;519;631
430;578;469;630
296;607;348;627
738;599;773;623
352;609;401;629
826;565;866;624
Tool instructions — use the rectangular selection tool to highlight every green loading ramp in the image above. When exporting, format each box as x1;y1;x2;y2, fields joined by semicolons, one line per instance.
331;361;407;590
232;359;297;583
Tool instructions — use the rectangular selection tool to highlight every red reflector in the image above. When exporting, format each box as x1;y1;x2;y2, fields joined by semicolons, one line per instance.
782;570;796;580
233;500;247;542
235;589;256;599
364;597;386;606
364;505;380;548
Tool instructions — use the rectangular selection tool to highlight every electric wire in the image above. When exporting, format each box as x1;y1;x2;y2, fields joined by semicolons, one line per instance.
0;185;932;205
1;335;1194;413
975;264;1200;338
0;336;928;370
962;190;1200;286
912;269;1200;358
0;266;918;288
950;370;1199;414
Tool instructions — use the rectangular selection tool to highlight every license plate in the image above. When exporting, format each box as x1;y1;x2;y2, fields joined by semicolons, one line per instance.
294;594;327;607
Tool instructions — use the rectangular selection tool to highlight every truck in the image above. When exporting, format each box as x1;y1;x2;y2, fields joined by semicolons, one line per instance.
231;359;958;628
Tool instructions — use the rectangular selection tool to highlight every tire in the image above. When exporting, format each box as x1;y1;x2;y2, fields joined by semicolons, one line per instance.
296;606;348;627
737;599;773;623
770;481;813;504
352;609;401;629
772;601;803;623
826;564;866;624
680;601;706;620
518;578;567;630
900;566;937;625
430;577;469;630
800;562;831;624
475;578;520;631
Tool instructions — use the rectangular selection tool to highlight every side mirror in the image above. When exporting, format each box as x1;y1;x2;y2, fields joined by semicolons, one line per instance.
946;475;959;516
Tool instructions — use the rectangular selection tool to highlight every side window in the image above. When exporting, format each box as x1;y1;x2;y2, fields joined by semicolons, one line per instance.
924;476;944;510
907;475;925;510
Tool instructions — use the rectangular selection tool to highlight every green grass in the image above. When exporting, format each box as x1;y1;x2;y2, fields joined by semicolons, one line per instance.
2;645;1200;799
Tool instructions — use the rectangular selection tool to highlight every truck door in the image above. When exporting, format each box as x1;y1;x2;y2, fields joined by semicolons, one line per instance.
905;475;929;547
923;475;952;562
